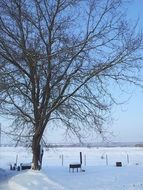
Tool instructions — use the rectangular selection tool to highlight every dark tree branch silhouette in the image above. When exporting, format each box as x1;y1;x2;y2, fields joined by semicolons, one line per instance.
0;0;142;169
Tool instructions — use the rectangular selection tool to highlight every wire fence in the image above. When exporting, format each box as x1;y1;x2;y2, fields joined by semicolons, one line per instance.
43;148;143;167
1;147;143;168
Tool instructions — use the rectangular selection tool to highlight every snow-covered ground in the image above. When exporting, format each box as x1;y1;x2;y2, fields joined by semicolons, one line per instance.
0;147;143;190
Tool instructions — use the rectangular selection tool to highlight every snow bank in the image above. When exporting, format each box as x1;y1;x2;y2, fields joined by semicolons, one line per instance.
8;170;67;190
0;168;6;181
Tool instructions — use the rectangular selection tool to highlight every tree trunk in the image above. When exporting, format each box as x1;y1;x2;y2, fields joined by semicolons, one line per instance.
31;135;41;170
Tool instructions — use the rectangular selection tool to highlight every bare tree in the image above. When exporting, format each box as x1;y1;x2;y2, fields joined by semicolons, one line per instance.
0;0;142;169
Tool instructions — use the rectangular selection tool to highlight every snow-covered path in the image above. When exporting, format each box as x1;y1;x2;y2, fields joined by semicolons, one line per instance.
0;169;13;190
0;182;10;190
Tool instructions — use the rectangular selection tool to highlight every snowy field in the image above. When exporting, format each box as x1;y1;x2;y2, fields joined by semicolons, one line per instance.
0;146;143;190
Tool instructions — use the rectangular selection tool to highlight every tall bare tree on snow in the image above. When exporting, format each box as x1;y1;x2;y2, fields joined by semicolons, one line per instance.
0;0;142;169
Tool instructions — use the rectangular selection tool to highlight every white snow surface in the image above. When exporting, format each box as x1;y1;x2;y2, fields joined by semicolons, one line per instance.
0;147;143;190
9;170;65;190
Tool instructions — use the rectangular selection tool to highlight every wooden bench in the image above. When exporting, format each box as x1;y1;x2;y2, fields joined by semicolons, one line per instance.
69;152;82;172
69;163;81;172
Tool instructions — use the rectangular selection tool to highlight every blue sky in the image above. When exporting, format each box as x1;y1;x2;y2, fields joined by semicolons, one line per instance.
110;0;143;142
1;0;143;145
46;0;143;144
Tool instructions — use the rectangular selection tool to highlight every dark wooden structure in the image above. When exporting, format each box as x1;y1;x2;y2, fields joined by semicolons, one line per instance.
116;162;122;167
20;163;31;170
69;152;82;172
10;163;31;171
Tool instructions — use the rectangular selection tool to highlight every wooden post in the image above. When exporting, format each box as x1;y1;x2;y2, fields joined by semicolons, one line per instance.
61;154;64;166
127;153;129;164
80;152;82;164
106;154;108;166
15;154;18;167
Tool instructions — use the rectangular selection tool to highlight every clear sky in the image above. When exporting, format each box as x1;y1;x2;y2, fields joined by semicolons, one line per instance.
46;0;143;144
109;0;143;142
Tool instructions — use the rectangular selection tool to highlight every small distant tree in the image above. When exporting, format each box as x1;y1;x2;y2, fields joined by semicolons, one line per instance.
0;0;142;170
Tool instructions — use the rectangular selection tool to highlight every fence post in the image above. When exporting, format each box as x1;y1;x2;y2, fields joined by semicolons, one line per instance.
15;154;18;167
127;153;129;164
84;154;86;166
61;154;64;166
106;154;108;166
